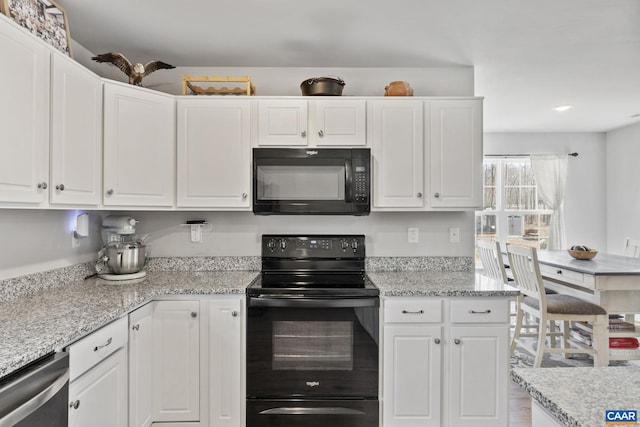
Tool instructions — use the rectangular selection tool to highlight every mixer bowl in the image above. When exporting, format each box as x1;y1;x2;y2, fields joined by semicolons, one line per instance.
105;243;146;274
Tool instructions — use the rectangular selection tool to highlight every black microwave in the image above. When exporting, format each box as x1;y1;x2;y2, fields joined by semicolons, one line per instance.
252;147;370;215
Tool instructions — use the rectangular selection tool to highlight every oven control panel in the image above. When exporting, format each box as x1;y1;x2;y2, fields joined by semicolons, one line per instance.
262;235;365;257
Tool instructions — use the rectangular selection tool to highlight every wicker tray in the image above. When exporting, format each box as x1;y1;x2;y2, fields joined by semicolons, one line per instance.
182;75;255;96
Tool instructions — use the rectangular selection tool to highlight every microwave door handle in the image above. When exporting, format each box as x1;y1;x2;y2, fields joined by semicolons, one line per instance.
344;159;353;202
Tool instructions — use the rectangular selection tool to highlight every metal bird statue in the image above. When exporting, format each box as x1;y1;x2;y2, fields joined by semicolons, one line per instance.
91;52;175;86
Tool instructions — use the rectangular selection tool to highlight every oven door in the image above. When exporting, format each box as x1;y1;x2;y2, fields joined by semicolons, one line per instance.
246;296;379;399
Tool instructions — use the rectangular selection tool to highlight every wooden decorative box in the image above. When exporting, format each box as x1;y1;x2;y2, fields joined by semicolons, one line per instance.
182;75;256;95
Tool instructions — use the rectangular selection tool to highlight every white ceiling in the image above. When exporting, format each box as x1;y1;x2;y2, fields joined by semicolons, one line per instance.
55;0;640;133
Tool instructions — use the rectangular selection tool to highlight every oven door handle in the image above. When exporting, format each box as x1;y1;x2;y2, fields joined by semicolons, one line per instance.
344;159;353;202
248;296;379;308
259;407;366;415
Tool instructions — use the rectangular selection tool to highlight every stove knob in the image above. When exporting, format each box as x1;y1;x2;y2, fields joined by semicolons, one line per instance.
351;240;359;250
266;239;277;251
279;239;287;250
340;239;349;251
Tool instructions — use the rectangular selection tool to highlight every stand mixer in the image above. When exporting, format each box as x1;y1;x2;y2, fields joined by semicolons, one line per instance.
96;215;147;280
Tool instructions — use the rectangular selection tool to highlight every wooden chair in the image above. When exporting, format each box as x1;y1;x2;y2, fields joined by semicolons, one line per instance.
506;244;609;367
624;237;640;258
477;239;509;284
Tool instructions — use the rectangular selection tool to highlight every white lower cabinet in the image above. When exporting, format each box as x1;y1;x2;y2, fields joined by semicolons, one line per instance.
129;302;153;427
68;317;128;427
152;300;202;424
209;297;245;427
382;297;509;427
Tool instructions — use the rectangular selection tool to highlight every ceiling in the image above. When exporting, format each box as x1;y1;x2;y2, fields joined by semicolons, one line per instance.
55;0;640;133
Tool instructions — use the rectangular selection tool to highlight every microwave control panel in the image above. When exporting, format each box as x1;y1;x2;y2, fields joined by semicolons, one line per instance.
353;163;369;203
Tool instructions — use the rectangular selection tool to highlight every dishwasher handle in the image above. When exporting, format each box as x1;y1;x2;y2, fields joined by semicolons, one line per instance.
0;367;69;427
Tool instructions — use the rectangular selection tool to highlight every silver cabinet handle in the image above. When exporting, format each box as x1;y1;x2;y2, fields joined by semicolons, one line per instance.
131;324;140;331
106;189;114;196
557;270;563;275
242;193;247;199
318;130;324;137
94;337;112;352
55;184;65;191
434;338;441;344
402;310;424;314
469;309;492;314
454;338;461;345
232;310;238;317
191;312;197;318
434;192;440;198
37;182;48;189
417;192;423;198
301;131;307;138
69;400;80;410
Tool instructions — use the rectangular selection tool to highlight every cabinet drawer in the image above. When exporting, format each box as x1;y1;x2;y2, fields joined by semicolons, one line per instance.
450;299;509;323
69;316;128;380
384;298;442;323
539;264;594;288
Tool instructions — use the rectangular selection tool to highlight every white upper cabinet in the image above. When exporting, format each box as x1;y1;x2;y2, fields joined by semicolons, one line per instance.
50;52;103;206
429;99;483;208
177;98;251;208
309;99;366;146
103;82;175;207
371;100;425;208
0;18;50;205
256;98;367;147
257;99;308;145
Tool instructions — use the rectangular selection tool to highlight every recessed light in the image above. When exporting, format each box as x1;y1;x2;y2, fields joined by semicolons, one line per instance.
553;105;574;112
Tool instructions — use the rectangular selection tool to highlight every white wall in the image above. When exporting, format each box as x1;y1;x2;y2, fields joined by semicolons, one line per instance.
484;132;607;251
0;210;102;280
606;122;640;254
113;211;475;258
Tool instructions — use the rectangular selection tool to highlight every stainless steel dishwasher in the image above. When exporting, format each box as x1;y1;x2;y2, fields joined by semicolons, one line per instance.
0;352;69;427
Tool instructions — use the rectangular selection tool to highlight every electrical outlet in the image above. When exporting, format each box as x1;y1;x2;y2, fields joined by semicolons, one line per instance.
408;227;419;243
449;227;460;243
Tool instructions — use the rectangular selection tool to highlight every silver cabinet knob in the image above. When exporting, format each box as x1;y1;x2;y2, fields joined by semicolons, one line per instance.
191;312;197;318
131;324;140;331
454;338;461;345
417;192;423;198
37;182;48;189
56;184;65;191
434;192;440;198
106;189;114;196
242;193;247;199
301;130;307;138
69;400;80;410
318;130;324;137
232;310;238;317
434;338;441;344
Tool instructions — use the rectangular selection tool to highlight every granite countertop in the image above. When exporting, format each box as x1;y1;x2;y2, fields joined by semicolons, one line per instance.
370;270;519;297
0;260;517;381
536;251;640;276
512;366;640;427
0;270;256;379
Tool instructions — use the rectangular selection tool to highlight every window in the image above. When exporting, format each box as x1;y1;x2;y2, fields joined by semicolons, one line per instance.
475;157;552;258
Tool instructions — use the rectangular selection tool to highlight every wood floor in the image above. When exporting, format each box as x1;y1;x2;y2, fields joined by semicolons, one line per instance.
510;379;532;427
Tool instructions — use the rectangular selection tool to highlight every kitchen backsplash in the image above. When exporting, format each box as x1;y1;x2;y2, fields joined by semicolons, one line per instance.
0;256;473;302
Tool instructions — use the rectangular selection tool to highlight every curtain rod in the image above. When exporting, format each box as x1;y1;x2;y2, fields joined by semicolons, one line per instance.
484;152;579;158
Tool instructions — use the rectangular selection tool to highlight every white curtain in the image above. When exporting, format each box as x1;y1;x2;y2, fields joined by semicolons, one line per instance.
530;154;568;250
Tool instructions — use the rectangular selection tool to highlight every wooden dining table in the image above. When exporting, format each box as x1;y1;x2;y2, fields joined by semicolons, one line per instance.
532;250;640;364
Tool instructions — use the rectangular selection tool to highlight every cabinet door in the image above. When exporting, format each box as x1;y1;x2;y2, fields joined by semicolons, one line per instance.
68;347;128;427
177;99;251;208
383;324;442;427
448;325;509;427
310;99;366;146
152;300;200;423
0;20;50;204
371;100;424;208
50;53;102;206
209;298;244;427
129;303;153;427
429;99;482;208
103;82;175;206
257;99;308;145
